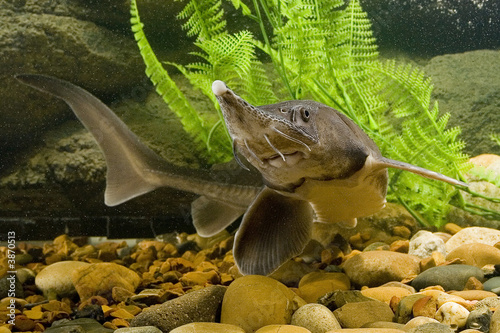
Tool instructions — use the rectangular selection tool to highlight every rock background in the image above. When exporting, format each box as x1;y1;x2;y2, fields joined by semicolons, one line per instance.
1;0;499;232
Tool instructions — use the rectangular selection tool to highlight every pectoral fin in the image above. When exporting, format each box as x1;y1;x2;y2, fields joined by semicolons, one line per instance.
234;187;314;275
377;157;468;188
191;196;246;237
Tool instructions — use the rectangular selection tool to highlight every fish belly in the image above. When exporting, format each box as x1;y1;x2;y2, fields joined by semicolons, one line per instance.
293;168;388;224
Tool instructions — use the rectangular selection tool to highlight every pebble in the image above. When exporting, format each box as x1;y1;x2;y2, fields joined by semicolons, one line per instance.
342;251;420;287
297;272;350;303
325;329;405;333
361;321;406;330
411;264;484;291
360;286;412;304
318;290;375;311
408;230;446;259
449;290;497;301
71;263;141;301
412;295;438;318
435;302;470;330
403;317;440;331
407;322;455;333
220;275;306;333
269;260;315;287
446;227;500;253
35;261;90;299
490;308;500;333
395;294;429;324
131;285;226;332
115;327;163;333
466;308;492;332
291;303;341;333
474;296;500;312
0;274;23;299
170;322;245;333
483;277;500;294
255;325;311;333
43;318;113;333
446;243;500;267
332;300;395;328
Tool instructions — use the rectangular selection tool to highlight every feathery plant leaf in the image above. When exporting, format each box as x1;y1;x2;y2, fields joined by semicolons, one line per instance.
175;0;226;41
131;0;498;226
130;0;231;163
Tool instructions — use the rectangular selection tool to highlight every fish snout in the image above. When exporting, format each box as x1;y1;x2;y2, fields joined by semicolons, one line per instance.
212;80;228;96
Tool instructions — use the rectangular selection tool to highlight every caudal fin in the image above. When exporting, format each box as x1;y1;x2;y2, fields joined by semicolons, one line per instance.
16;74;169;206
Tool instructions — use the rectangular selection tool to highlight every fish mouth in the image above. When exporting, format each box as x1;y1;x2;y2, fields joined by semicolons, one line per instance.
264;151;305;168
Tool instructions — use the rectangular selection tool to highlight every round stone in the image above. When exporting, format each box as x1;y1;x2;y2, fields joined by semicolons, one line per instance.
291;304;341;333
35;261;90;299
409;230;446;259
343;251;420;287
404;317;440;331
446;227;500;253
297;272;350;303
435;302;469;331
255;325;311;333
411;265;484;291
170;323;245;333
446;243;500;267
361;286;412;304
72;262;141;301
483;277;500;294
220;275;306;332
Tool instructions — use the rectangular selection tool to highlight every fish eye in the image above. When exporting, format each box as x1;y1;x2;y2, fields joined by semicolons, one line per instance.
301;109;310;122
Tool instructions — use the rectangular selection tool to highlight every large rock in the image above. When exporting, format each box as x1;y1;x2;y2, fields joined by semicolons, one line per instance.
220;275;306;333
1;4;144;156
445;227;500;253
71;262;141;301
411;264;484;291
424;50;500;157
131;285;227;332
342;251;420;287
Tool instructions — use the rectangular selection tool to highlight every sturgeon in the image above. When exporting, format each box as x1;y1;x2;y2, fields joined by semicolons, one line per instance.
16;74;467;275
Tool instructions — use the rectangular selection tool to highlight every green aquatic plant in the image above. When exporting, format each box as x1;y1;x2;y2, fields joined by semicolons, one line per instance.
130;0;498;226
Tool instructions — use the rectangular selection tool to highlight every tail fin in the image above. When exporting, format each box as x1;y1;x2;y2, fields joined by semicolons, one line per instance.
16;74;169;206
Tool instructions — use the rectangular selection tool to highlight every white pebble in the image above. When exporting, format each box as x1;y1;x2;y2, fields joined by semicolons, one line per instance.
291;303;341;333
435;301;470;331
409;230;446;258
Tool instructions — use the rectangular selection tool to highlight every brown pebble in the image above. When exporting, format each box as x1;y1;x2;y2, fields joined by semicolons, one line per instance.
78;295;108;310
392;226;411;239
444;223;462;235
111;318;130;327
110;308;135;319
112;286;136;303
103;322;118;330
464;276;484;290
180;270;220;286
390;240;409;253
167;258;195;273
14;315;35;331
321;247;343;265
118;304;142;316
34;322;45;332
412;296;437;318
450;290;497;301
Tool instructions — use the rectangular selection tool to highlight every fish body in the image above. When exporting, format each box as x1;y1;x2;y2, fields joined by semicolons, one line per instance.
17;75;467;276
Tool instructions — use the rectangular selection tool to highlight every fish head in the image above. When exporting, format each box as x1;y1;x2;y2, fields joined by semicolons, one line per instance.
212;80;370;191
